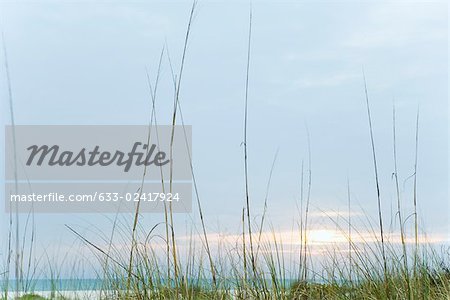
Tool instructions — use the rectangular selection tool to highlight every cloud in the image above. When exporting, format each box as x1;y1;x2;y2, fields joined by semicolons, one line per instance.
342;3;447;49
293;72;359;89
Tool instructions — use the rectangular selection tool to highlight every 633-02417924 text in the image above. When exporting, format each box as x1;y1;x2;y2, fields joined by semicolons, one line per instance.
9;192;181;202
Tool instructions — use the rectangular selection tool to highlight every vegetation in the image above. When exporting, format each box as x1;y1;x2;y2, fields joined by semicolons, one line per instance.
1;2;449;299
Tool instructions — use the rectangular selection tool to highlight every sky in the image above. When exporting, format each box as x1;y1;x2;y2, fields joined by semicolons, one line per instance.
0;0;448;277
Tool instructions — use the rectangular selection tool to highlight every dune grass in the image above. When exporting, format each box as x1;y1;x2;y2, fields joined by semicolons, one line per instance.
1;2;449;300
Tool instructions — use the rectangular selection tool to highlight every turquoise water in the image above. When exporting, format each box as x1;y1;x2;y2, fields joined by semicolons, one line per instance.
1;279;103;292
1;278;326;292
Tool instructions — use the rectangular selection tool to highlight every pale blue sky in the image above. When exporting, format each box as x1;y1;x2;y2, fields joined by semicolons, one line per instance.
0;1;448;276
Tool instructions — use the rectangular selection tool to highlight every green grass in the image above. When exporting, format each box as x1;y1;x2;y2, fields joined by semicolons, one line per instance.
16;295;46;300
